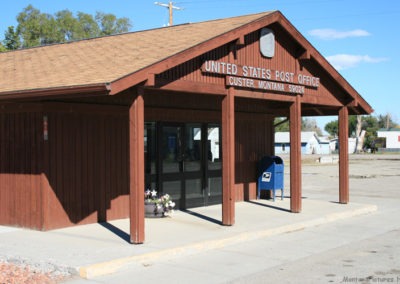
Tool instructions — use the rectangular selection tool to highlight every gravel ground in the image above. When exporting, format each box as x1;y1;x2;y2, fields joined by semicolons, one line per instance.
0;257;73;284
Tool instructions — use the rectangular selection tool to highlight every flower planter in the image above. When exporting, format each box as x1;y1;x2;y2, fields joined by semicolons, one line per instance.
144;201;165;218
144;189;175;218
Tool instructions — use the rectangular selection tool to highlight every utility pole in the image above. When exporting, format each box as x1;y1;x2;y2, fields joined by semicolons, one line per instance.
154;1;183;26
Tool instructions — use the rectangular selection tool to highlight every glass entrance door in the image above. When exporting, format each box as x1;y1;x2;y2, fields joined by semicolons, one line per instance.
145;122;221;209
157;123;221;209
160;124;184;207
159;123;202;209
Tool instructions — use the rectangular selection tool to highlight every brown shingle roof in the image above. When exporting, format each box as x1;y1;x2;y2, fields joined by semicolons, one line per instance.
0;11;273;95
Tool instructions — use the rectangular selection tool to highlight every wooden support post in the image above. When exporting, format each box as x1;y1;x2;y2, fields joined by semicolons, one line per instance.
221;86;235;225
290;95;302;213
129;91;145;244
338;106;349;204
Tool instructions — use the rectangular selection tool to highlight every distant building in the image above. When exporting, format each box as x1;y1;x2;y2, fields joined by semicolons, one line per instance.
275;132;331;154
377;128;400;150
329;138;358;154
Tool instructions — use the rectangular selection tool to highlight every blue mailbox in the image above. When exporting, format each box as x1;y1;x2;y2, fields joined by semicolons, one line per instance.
257;156;284;201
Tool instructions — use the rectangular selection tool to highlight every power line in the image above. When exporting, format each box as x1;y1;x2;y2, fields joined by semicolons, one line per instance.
155;1;183;26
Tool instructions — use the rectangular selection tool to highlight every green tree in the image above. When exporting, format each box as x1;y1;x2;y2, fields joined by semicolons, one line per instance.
75;12;100;39
40;13;62;45
2;5;133;50
95;12;131;36
274;117;289;132
377;113;398;129
324;116;361;137
16;5;43;48
0;42;7;52
324;115;384;149
3;26;21;50
55;10;79;42
324;120;338;137
362;115;379;149
348;115;358;137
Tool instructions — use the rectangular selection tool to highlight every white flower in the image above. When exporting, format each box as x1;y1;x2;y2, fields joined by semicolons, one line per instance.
144;189;175;217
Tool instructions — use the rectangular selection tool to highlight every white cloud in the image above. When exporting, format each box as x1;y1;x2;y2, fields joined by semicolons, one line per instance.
308;29;370;40
326;54;388;70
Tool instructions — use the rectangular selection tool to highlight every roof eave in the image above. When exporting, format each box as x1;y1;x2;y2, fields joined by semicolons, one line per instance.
0;83;111;102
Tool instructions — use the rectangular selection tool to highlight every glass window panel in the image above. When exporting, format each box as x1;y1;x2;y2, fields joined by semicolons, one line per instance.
209;177;222;197
162;126;181;173
184;124;201;172
185;178;203;199
162;180;181;200
207;126;221;170
145;122;157;175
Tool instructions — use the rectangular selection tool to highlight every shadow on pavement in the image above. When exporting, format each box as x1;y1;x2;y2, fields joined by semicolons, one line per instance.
99;222;131;244
245;200;291;213
181;209;223;225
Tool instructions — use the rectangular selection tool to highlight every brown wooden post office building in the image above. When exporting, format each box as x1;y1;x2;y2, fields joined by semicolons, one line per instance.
0;11;372;243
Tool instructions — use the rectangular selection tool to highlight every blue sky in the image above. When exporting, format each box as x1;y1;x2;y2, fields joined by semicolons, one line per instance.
1;0;399;130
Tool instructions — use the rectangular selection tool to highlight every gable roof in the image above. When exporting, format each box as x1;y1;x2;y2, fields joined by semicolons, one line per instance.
0;11;273;97
0;11;373;115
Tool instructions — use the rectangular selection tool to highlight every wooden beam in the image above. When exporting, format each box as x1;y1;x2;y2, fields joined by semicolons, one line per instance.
338;106;349;203
0;103;43;114
234;89;297;102
236;35;245;45
129;90;145;244
155;79;226;96
42;102;128;115
145;107;220;123
289;95;302;213
146;73;156;87
301;93;342;107
221;86;235;226
297;50;310;60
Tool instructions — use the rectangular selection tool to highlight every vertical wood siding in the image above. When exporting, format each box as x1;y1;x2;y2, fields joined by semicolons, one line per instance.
237;26;298;73
0;112;42;229
235;112;274;201
156;45;229;85
43;110;129;230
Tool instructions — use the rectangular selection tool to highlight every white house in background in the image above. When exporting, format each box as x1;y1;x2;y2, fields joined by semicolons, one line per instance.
329;138;358;154
377;128;400;149
275;132;331;155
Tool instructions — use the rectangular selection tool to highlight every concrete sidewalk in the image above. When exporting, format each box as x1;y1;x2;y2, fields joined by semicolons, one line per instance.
0;198;377;280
